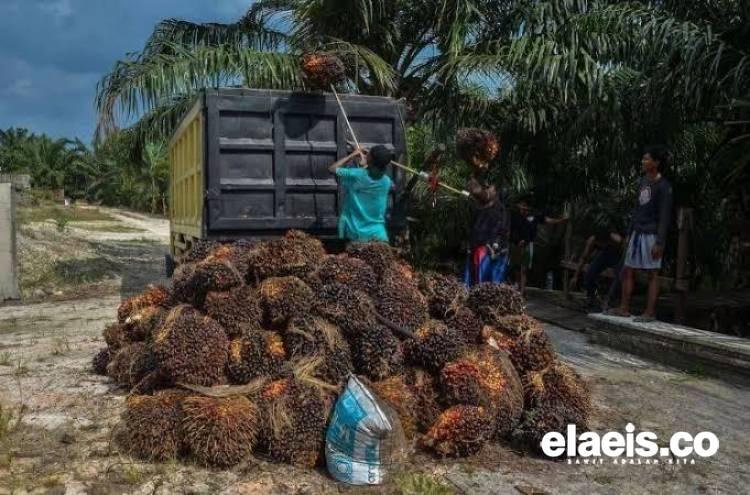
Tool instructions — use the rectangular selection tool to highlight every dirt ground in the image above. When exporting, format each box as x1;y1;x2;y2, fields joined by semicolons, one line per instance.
1;211;749;494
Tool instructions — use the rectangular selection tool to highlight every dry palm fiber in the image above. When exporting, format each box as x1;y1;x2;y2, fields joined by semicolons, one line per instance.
204;285;263;338
513;361;591;450
440;347;524;438
467;283;526;325
486;323;555;375
315;255;377;295
404;320;466;372
181;240;220;264
376;272;429;334
92;347;112;375
226;330;288;384
106;342;156;390
259;276;314;327
122;305;167;342
420;405;494;457
117;392;185;461
283;317;353;386
247;230;325;283
404;367;442;433
182;395;261;467
345;242;399;278
313;283;377;337
370;375;419;440
256;378;329;468
152;306;229;387
445;306;482;344
418;271;468;318
352;324;404;381
103;323;128;350
117;284;172;324
456;128;499;164
492;314;542;338
301;52;347;89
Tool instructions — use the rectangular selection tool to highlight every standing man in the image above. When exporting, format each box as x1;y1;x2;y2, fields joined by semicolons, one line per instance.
510;195;568;296
570;225;624;310
329;145;394;243
463;156;510;287
610;146;673;322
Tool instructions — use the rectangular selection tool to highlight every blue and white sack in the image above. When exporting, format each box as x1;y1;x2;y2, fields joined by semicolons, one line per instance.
326;375;407;485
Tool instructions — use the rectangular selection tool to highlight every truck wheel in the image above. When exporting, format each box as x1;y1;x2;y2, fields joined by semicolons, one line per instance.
165;254;176;278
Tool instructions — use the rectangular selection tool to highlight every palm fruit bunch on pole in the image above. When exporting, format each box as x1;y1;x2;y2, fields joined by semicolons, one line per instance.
96;231;591;467
456;128;500;164
467;282;526;325
300;52;347;90
255;378;330;468
513;361;592;451
418;271;468;318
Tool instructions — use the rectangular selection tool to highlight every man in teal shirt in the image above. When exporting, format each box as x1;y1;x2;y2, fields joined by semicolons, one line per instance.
329;145;393;242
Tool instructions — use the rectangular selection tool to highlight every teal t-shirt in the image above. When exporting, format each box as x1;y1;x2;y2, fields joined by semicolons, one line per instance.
335;166;392;242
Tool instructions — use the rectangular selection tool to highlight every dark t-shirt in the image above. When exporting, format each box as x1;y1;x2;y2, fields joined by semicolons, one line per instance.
511;212;546;244
466;174;509;248
631;176;673;245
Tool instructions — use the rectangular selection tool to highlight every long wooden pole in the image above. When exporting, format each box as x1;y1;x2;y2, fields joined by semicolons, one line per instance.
331;85;360;149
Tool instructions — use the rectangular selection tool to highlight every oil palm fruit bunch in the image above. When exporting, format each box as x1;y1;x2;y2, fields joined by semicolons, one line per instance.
404;320;466;372
283;317;353;386
181;240;219;264
315;255;377;295
204;285;263;338
492;314;541;338
490;349;524;438
420;405;494;457
91;347;112;375
376;273;429;334
152;306;229;386
226;330;288;384
456;128;499;164
404;367;442;433
487;323;555;375
370;375;419;439
122;305;166;342
131;369;170;396
106;342;156;390
103;322;128;350
247;230;325;282
513;362;591;450
182;396;261;467
117;392;185;461
345;242;399;279
117;284;172;323
445;306;482;344
259;276;314;327
188;246;247;307
301;52;347;90
256;378;329;468
417;272;468;318
314;283;377;337
467;283;526;325
352;324;404;381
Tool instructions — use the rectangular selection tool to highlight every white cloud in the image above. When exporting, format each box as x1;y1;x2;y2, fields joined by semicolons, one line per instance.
40;0;73;19
2;79;33;97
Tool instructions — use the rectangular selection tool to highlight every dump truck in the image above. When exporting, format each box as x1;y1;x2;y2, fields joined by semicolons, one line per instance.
167;88;408;269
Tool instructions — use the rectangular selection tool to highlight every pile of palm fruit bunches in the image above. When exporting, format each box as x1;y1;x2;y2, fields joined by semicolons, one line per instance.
92;231;591;468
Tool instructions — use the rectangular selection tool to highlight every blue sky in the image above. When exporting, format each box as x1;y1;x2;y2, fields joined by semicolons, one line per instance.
0;0;252;143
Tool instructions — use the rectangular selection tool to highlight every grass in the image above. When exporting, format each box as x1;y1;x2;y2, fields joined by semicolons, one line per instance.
13;360;30;377
394;473;454;495
72;224;146;233
0;352;11;366
18;205;114;225
51;337;71;356
118;237;162;245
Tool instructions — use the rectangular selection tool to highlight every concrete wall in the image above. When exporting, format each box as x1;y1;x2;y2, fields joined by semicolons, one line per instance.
0;182;20;301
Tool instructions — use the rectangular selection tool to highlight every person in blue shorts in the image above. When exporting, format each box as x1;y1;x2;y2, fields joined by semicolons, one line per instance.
329;145;393;243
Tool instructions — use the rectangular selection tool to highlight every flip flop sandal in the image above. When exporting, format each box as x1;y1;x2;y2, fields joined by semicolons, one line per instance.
633;315;656;323
605;308;631;317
